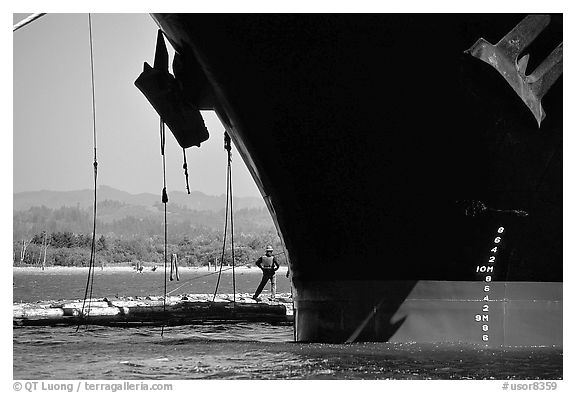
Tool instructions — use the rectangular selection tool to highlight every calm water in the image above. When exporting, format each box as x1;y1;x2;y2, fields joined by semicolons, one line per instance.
13;269;563;380
12;267;292;303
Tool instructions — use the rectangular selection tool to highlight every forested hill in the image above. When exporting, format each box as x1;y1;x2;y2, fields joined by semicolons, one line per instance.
13;188;280;268
14;188;273;240
14;186;264;212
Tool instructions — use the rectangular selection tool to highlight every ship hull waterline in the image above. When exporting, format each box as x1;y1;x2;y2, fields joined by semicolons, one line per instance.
293;280;561;346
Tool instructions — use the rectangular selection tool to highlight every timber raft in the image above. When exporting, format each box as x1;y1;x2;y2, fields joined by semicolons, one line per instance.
13;293;293;327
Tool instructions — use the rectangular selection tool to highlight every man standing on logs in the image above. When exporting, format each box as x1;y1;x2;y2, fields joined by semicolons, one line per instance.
252;245;280;301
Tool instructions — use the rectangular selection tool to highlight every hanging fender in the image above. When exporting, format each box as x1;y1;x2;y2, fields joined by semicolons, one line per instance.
134;30;209;148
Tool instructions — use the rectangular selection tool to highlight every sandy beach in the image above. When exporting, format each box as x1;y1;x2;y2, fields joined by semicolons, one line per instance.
13;265;289;275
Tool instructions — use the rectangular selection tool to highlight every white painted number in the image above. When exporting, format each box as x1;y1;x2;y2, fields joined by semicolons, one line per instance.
476;266;494;273
477;227;505;343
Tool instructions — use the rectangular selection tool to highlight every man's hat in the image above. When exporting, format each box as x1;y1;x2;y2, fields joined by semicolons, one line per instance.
265;245;274;252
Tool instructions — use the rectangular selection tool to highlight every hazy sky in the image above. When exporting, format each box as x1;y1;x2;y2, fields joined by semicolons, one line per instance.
13;13;261;197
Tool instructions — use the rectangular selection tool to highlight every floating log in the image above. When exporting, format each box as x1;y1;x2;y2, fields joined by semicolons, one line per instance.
14;293;293;327
13;308;65;320
62;306;123;317
57;301;111;309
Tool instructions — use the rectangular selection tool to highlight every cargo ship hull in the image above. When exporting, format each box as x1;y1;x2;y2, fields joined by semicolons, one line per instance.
294;280;562;345
147;14;562;346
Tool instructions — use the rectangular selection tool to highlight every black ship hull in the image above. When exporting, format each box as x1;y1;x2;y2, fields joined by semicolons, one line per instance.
147;14;562;346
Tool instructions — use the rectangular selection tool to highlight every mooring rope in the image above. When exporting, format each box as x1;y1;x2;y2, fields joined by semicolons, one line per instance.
228;134;236;304
212;136;231;301
212;132;238;303
77;13;98;332
182;149;191;194
160;119;168;337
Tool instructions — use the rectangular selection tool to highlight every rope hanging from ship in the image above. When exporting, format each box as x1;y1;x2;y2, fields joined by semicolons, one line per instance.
77;13;99;332
155;131;245;318
160;119;169;337
212;132;237;304
182;149;191;194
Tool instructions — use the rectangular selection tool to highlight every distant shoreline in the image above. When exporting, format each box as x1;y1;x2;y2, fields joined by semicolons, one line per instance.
13;265;288;275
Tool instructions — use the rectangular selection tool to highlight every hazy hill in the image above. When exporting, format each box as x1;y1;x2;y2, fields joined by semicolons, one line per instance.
12;187;279;267
13;187;275;241
14;185;265;212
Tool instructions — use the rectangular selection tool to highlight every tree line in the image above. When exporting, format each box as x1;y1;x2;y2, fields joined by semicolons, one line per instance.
13;203;285;268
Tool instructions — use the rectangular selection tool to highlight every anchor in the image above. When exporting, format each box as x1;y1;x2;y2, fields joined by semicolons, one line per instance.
465;15;562;127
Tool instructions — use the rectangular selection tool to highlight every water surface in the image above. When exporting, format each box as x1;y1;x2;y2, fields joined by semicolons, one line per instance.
13;269;562;380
